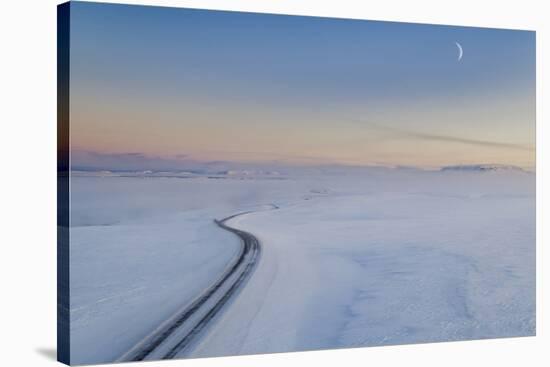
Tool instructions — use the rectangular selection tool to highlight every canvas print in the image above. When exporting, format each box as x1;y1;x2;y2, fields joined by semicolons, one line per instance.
57;1;536;365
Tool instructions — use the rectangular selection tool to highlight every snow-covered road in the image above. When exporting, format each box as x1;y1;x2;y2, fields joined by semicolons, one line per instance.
118;210;264;362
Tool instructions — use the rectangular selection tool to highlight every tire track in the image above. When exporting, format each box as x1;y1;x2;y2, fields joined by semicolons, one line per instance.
117;210;264;362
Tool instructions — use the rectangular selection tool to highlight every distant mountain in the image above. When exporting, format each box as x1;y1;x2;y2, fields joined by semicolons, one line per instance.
440;164;527;173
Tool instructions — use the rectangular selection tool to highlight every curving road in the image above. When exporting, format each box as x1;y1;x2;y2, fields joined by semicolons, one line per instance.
117;210;262;362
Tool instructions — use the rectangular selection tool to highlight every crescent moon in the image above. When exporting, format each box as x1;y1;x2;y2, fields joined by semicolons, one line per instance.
455;42;463;61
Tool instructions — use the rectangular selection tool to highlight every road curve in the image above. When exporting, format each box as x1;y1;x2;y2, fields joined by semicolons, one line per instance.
117;210;262;362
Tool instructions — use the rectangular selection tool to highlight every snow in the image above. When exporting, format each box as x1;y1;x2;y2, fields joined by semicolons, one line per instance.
69;168;535;364
69;197;242;364
69;175;321;364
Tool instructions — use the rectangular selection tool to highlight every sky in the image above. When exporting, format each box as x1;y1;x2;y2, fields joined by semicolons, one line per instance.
68;1;536;170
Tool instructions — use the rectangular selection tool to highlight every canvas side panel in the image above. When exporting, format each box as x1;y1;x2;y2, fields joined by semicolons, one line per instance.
57;2;70;365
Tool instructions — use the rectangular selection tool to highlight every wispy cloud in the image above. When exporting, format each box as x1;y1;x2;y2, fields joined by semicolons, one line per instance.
71;150;197;171
356;121;534;151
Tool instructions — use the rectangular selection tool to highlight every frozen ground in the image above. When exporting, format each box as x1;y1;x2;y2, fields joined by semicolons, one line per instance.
69;168;535;364
70;175;326;364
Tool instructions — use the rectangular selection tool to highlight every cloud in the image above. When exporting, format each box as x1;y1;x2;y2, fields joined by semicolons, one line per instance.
71;150;198;171
357;121;534;151
88;152;147;159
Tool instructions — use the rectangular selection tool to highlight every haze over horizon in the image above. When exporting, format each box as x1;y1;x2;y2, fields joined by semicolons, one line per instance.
69;2;535;170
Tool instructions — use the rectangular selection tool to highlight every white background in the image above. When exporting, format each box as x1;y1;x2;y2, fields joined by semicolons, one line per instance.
0;0;547;366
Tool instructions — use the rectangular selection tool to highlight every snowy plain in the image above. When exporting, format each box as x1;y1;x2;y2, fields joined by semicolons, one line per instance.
69;167;535;364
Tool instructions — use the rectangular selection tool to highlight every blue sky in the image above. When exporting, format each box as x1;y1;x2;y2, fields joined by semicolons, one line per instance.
68;1;536;169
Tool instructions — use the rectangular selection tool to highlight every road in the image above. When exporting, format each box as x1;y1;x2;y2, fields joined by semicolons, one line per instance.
117;210;262;362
